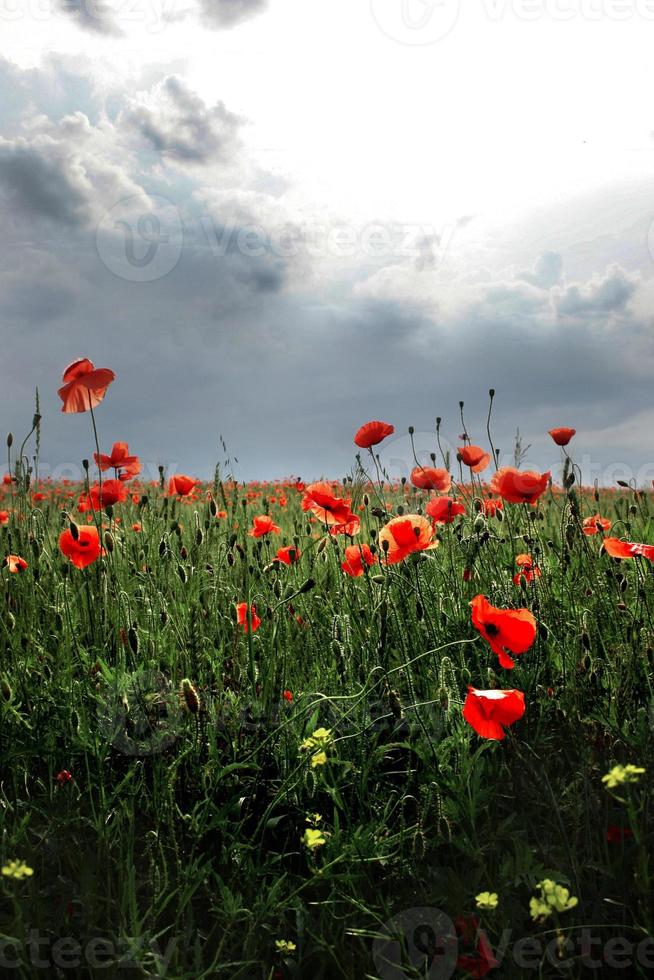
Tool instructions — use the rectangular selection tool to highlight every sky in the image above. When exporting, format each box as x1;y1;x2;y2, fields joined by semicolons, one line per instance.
2;0;654;484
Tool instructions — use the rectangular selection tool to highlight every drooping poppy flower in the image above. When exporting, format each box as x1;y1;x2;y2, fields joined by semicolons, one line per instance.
455;914;499;977
168;474;199;497
470;594;537;669
549;427;576;446
301;482;358;530
249;515;281;538
341;543;377;577
276;545;301;565
58;358;115;414
5;555;27;573
512;553;541;586
426;496;465;525
482;498;503;518
235;602;261;633
490;467;550;506
353;420;395;449
94;442;141;480
583;514;612;536
378;514;438;564
458;445;491;473
410;466;452;492
462;686;526;741
602;537;654;561
59;525;102;569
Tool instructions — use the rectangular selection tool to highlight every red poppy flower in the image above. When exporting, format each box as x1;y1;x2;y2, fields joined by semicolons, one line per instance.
426;496;465;525
328;515;361;537
470;594;537;669
94;442;141;480
482;498;503;517
283;690;293;702
458;445;491;473
168;475;199;497
583;514;611;536
549;427;576;446
378;514;438;564
131;523;142;533
59;525;102;569
462;686;526;741
236;602;261;633
301;482;357;529
0;511;8;525
512;553;541;586
455;914;499;977
606;825;633;844
410;466;452;492
602;537;654;561
354;420;395;449
88;479;129;509
276;545;301;565
2;474;12;485
249;515;281;538
490;467;550;505
58;358;115;414
55;770;73;786
341;543;377;577
5;554;27;573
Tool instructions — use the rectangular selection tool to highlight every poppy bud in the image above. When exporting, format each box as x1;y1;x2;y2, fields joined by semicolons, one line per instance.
371;574;385;584
227;552;234;567
69;520;79;542
82;458;89;471
437;687;449;710
489;388;495;398
473;516;486;533
416;600;423;620
273;579;282;599
473;498;483;513
538;623;548;641
159;538;168;558
177;564;187;583
317;536;329;554
161;609;168;625
209;499;217;517
105;503;114;520
6;433;12;448
128;626;139;655
460;667;471;685
180;678;200;714
228;532;238;548
629;505;638;516
371;507;385;519
299;578;315;594
363;494;369;507
581;632;591;650
103;531;114;553
0;678;11;701
396;505;404;516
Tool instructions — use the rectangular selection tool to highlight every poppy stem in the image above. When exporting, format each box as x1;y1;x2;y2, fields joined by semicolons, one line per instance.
486;389;498;471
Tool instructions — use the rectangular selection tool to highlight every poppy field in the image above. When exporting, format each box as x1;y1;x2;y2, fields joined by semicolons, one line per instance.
1;362;654;979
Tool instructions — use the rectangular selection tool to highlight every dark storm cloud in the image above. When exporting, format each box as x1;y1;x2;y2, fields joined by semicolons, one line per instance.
124;77;244;164
0;137;92;225
554;264;638;317
197;0;267;29
56;0;121;34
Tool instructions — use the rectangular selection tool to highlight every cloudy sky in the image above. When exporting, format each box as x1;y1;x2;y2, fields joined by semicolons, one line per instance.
2;0;654;484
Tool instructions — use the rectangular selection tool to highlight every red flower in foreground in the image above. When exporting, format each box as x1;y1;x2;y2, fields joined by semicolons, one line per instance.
168;474;199;497
458;445;491;473
5;554;27;573
482;498;503;518
353;420;394;449
512;553;541;586
88;479;129;509
410;466;451;492
55;770;73;786
426;496;465;525
236;602;261;633
59;525;102;569
276;545;301;566
341;543;377;577
462;687;526;741
0;511;9;525
470;594;537;669
455;914;499;977
94;442;141;480
490;467;550;505
549;427;576;446
583;514;612;536
249;515;281;538
58;358;115;414
602;537;654;561
378;515;438;564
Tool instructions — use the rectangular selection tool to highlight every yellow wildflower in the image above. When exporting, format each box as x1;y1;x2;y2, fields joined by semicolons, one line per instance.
602;764;646;789
310;751;328;768
530;879;578;921
2;860;33;880
300;727;333;752
302;828;326;850
475;891;499;910
275;939;297;954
